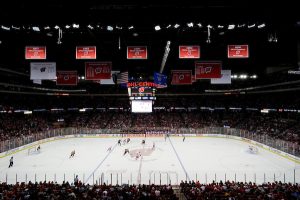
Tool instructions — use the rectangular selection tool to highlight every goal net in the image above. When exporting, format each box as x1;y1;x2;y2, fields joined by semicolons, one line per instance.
248;146;259;154
27;146;40;155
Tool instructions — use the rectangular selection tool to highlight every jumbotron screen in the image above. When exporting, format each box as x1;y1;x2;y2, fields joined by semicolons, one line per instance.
131;100;153;113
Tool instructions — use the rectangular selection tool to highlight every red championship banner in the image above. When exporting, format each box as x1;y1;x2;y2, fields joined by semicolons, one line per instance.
171;70;192;85
179;46;200;59
25;46;46;59
228;45;249;58
127;46;147;59
195;62;222;79
85;62;112;80
56;71;78;86
76;46;96;59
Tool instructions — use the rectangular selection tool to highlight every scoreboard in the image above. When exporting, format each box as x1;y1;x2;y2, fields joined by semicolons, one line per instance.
127;82;156;112
127;82;156;100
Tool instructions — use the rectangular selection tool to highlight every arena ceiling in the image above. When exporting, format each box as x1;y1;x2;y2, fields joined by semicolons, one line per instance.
0;1;299;94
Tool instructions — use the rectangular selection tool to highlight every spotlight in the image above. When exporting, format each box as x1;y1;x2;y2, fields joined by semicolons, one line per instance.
228;24;235;30
174;24;180;28
128;26;134;30
54;25;60;30
87;25;94;30
11;26;20;30
166;24;171;28
154;25;161;31
257;23;265;28
116;25;122;30
187;22;194;27
107;26;113;31
197;23;202;28
65;25;71;29
44;26;50;30
1;25;10;31
237;24;246;28
32;26;40;31
72;24;79;28
218;25;224;29
248;24;256;28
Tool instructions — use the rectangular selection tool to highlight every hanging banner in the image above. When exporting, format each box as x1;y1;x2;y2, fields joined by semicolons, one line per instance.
154;72;167;88
171;70;192;85
228;45;249;58
76;46;97;59
211;70;232;84
25;46;46;59
56;71;78;86
127;46;148;59
30;62;56;80
100;71;120;85
179;45;200;59
85;62;112;80
195;62;222;79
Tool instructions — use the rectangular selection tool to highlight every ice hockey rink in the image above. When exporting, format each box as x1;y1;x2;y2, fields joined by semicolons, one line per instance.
0;136;299;185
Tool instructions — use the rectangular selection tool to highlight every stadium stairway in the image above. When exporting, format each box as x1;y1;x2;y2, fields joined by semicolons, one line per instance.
173;188;187;200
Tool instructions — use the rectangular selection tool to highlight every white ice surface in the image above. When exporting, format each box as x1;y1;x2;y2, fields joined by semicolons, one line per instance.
0;136;299;185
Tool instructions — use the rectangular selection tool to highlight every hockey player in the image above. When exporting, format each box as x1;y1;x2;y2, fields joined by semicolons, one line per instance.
118;139;121;146
183;136;186;142
37;145;41;151
127;138;130;143
141;140;145;145
107;146;112;152
123;149;129;156
8;156;13;168
69;150;75;158
152;142;155;150
135;152;141;160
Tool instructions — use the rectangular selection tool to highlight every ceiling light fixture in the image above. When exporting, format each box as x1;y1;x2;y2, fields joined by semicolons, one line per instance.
248;24;256;28
154;25;161;31
72;24;79;28
32;26;40;31
187;22;194;27
228;24;235;30
107;26;113;31
257;23;266;28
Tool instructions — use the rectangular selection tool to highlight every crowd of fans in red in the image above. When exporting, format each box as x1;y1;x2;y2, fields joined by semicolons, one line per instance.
0;181;177;200
180;180;300;200
1;110;300;145
1;180;300;199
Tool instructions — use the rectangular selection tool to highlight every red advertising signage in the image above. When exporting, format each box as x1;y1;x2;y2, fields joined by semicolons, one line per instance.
56;71;78;86
195;62;222;79
85;62;112;80
127;46;148;59
25;46;46;59
227;45;249;58
76;46;97;59
171;70;192;85
179;46;200;59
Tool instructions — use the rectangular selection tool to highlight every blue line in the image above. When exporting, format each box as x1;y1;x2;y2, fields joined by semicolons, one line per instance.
168;137;190;181
85;143;118;183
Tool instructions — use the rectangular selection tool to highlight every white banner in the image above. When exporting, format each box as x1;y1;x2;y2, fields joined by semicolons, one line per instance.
100;71;120;85
32;79;42;85
210;70;231;84
30;62;56;80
